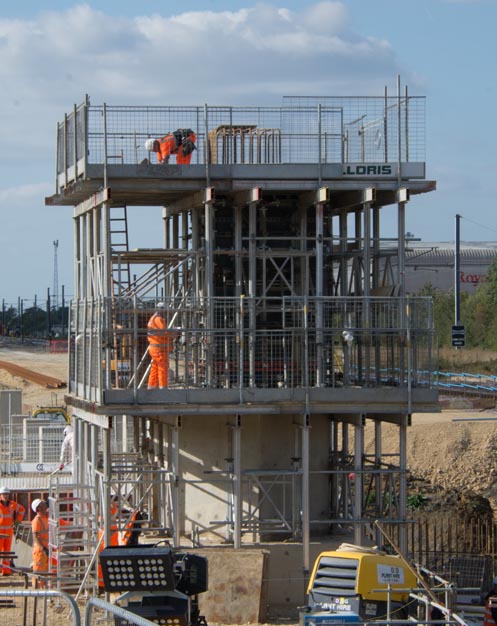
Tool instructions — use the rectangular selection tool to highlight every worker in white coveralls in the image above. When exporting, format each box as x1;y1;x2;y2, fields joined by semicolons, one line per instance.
59;423;74;470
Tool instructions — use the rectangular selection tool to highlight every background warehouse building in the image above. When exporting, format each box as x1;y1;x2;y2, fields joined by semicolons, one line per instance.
400;241;497;293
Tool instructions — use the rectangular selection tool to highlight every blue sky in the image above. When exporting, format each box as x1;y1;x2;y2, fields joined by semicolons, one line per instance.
1;0;496;303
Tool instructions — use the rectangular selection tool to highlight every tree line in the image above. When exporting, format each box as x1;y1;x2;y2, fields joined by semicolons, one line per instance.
3;258;497;349
1;300;68;339
419;257;497;351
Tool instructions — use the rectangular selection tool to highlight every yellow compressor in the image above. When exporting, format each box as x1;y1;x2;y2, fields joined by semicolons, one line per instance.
300;544;417;625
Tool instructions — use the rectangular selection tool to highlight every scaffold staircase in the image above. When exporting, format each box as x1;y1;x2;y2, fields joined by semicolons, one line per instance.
48;477;99;595
110;204;131;296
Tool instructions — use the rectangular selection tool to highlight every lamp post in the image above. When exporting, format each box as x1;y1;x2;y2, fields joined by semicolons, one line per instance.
454;214;461;327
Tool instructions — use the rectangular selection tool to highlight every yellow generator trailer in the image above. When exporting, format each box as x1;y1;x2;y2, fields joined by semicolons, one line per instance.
300;544;417;625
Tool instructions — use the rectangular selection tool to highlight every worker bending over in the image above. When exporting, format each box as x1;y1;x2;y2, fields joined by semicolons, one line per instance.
145;128;196;164
147;302;178;388
0;486;25;575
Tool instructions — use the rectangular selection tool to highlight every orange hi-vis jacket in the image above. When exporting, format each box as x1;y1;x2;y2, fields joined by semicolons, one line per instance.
0;499;26;536
32;512;49;572
158;131;196;165
147;313;174;349
147;313;178;388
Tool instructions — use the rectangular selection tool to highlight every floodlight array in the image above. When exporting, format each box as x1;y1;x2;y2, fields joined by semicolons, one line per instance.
105;556;172;589
100;547;175;592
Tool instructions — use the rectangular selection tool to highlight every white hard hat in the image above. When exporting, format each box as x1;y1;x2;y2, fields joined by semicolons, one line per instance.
0;486;10;495
342;330;354;344
145;138;156;151
156;302;166;309
31;498;44;513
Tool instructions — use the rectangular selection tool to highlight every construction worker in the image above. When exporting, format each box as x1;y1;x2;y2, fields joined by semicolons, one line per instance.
145;129;196;165
97;497;120;588
147;302;177;389
0;486;25;575
484;577;497;626
122;508;144;547
31;498;49;587
59;423;74;470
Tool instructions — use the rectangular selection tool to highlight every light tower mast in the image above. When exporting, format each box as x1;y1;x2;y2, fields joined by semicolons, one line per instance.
53;239;59;309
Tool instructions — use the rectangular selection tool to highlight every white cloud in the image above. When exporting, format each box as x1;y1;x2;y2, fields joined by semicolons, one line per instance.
301;1;350;34
0;2;403;109
0;182;51;207
0;2;410;301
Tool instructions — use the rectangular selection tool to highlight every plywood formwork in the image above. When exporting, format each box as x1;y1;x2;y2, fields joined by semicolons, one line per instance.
45;89;437;575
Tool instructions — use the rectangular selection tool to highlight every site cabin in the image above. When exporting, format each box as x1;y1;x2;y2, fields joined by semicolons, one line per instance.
301;544;417;625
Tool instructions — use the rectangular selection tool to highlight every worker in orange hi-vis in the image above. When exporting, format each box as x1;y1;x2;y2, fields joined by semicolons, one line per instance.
31;498;49;587
97;497;120;588
147;302;178;389
144;128;196;165
0;486;25;575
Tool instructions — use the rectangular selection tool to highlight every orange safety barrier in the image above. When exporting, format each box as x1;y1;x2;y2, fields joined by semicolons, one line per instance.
48;339;68;353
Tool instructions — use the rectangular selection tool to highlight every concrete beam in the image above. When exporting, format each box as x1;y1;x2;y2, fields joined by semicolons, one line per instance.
73;187;111;218
164;187;215;216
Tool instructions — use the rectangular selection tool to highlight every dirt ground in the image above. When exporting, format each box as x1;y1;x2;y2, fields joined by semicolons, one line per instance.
0;342;68;413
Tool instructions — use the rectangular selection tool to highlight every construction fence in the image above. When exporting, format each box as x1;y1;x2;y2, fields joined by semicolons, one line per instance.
69;295;436;394
56;95;426;189
385;515;497;602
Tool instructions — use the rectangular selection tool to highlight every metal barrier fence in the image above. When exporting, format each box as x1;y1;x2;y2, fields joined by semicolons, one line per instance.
0;589;159;626
0;589;476;626
0;421;65;463
85;597;157;626
56;96;426;184
0;588;80;626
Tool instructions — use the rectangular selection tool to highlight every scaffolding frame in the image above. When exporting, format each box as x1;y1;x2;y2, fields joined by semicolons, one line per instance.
46;85;437;580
